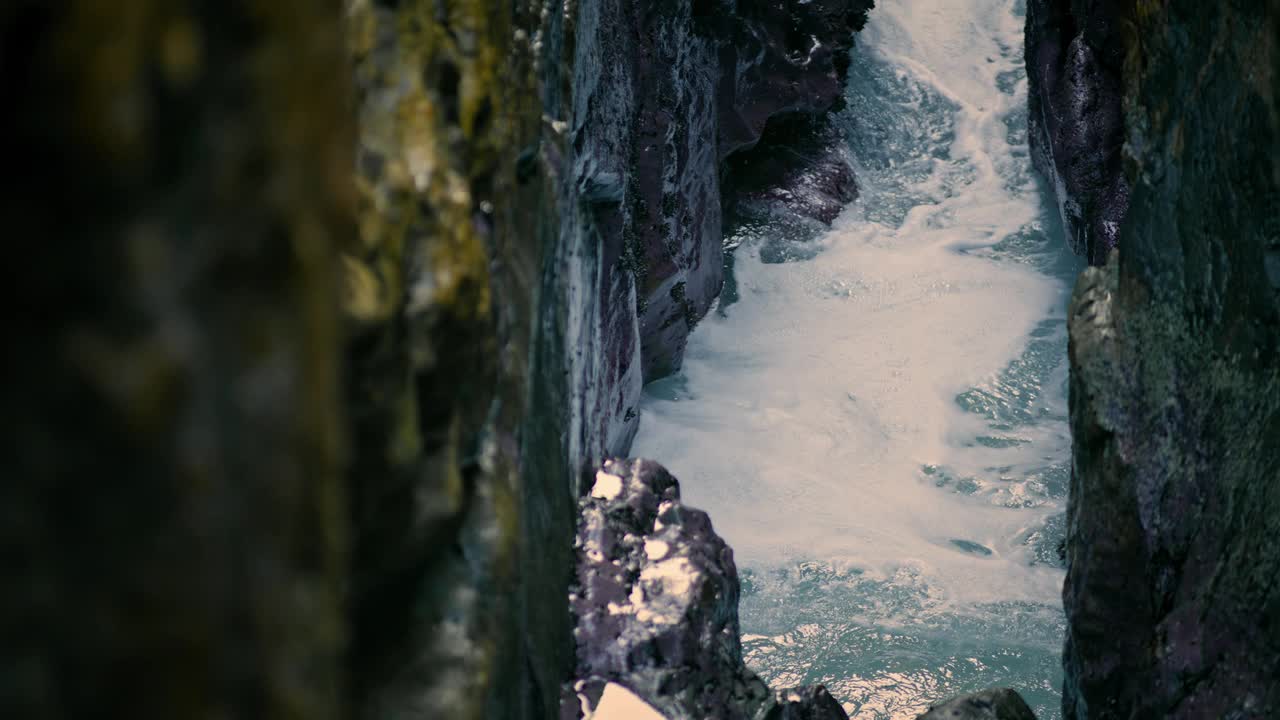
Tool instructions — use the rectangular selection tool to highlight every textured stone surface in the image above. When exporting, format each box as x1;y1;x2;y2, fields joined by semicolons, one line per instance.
567;459;848;720
715;0;875;161
916;689;1038;720
341;0;873;717
0;2;352;718
1025;0;1130;265
1063;1;1280;718
724;115;859;230
343;1;574;717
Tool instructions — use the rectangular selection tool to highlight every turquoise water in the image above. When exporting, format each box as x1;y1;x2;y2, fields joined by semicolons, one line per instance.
632;1;1082;717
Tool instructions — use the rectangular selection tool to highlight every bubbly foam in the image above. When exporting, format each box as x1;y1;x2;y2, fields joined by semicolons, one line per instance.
633;0;1078;716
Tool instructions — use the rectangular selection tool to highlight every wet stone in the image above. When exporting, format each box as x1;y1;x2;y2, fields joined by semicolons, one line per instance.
567;458;849;720
916;689;1038;719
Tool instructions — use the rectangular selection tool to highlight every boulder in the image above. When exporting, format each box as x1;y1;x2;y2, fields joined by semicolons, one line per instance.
568;459;848;720
916;689;1038;720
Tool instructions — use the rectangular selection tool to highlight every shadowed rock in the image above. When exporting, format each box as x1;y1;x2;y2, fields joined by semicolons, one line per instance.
724;115;859;230
1;2;353;718
1025;0;1130;265
1063;2;1280;718
917;689;1038;720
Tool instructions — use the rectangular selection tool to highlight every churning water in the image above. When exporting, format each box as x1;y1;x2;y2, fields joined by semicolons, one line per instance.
632;1;1081;717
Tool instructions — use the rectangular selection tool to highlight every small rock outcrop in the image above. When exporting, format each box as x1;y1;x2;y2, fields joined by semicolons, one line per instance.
1024;0;1129;265
1063;1;1280;718
917;689;1039;720
724;115;859;230
567;459;848;720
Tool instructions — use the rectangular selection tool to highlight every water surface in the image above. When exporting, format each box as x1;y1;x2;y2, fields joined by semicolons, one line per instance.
633;1;1080;717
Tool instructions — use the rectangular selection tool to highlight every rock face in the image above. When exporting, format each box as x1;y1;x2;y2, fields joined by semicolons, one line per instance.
1063;2;1280;718
917;689;1038;720
724;115;859;230
568;459;848;720
344;0;873;718
1;2;352;718
715;0;874;161
1024;0;1130;265
5;1;871;718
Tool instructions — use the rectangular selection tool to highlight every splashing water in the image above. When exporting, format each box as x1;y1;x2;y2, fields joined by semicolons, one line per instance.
632;1;1081;718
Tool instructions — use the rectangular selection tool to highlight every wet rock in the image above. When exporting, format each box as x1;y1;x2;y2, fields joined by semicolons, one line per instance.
715;0;875;160
724;115;859;229
917;689;1038;720
1064;2;1280;717
341;0;876;716
568;458;848;720
578;0;874;382
2;2;874;719
766;686;853;720
1024;0;1129;265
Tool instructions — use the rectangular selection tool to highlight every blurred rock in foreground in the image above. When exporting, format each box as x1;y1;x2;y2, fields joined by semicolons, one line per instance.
1;1;353;718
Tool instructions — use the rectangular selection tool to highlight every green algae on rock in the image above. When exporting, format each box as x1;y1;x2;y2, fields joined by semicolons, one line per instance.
342;1;574;718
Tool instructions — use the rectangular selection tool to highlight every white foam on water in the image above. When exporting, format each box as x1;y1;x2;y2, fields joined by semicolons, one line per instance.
634;0;1069;619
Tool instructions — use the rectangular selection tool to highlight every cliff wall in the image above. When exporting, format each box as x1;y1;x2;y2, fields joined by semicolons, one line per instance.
344;1;872;715
1063;1;1280;717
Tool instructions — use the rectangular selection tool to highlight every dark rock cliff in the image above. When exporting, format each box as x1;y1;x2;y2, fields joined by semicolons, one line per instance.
1;2;353;717
1063;1;1280;718
1025;0;1130;265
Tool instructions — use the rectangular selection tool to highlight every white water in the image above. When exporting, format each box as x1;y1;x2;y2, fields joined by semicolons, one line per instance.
633;1;1080;717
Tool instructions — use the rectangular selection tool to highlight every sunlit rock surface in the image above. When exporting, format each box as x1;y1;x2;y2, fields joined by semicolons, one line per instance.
1024;0;1129;265
1064;1;1280;717
917;689;1039;720
568;459;848;720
